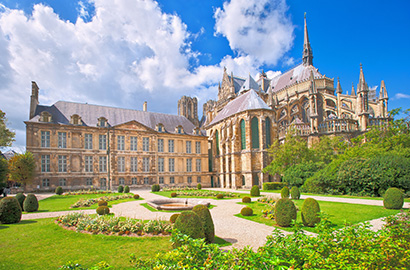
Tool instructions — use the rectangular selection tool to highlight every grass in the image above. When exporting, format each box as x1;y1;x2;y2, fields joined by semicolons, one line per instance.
0;218;171;269
154;190;245;199
141;203;215;212
236;200;403;233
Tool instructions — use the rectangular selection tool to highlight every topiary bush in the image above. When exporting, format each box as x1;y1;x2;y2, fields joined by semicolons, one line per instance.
250;185;260;196
193;204;215;243
383;187;404;209
274;198;297;227
117;185;124;193
171;192;177;198
151;184;160;192
98;200;108;206
240;206;253;216
133;194;140;199
263;182;287;190
124;185;130;193
290;186;301;200
216;194;224;199
169;213;180;224
55;186;63;195
280;186;290;199
15;192;26;209
0;197;22;224
174;211;204;239
197;183;202;190
301;198;321;227
242;196;251;203
96;206;110;215
23;193;39;212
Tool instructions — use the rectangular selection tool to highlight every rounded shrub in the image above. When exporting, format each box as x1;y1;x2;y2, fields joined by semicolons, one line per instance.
0;197;22;224
193;204;215;243
96;206;110;215
124;185;130;193
23;193;39;212
242;196;251;203
240;206;253;216
171;192;177;198
15;192;26;209
55;186;63;195
98;200;108;206
174;211;204;239
290;186;300;200
169;213;180;224
197;183;202;190
383;187;404;209
301;198;321;227
274;198;297;227
117;185;124;193
151;184;160;192
250;185;260;196
280;186;290;199
133;194;140;200
216;194;224;199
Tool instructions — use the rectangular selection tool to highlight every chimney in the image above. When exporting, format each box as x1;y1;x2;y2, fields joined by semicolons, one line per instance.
30;81;39;119
143;101;147;112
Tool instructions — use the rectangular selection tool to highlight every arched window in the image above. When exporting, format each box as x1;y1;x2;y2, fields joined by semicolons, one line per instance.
251;117;259;149
265;117;271;148
215;130;220;155
40;111;52;122
240;119;246;150
98;117;108;127
70;114;81;125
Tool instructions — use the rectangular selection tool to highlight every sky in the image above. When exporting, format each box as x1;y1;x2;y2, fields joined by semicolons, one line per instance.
0;0;409;150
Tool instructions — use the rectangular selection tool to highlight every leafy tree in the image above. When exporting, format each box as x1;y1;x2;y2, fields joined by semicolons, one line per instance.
311;135;348;164
0;157;8;189
0;109;15;147
282;161;325;187
8;152;36;187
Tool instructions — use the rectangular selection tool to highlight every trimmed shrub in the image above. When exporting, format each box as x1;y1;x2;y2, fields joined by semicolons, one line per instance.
301;198;321;227
274;198;297;227
290;186;301;200
193;204;215;243
174;211;204;239
133;194;140;199
263;182;286;190
169;213;180;224
197;183;202;190
117;185;124;193
152;184;160;192
216;194;224;199
280;186;290;198
96;206;110;215
124;185;130;193
240;206;253;216
0;197;22;224
98;200;108;206
384;187;404;209
55;186;63;195
171;192;177;198
242;196;251;203
250;185;260;196
23;193;39;212
15;192;26;209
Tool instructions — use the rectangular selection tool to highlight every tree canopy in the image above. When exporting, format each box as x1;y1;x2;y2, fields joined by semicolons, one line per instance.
0;109;15;147
8;152;36;187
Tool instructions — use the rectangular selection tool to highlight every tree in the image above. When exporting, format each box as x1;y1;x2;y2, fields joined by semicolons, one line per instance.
0;157;8;189
8;152;36;188
0;109;15;147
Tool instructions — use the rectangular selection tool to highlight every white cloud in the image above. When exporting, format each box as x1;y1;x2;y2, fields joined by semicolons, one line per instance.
394;93;410;100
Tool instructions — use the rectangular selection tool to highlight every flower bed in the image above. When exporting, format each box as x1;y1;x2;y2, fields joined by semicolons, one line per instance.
56;213;172;236
70;194;134;208
162;188;239;198
64;190;115;196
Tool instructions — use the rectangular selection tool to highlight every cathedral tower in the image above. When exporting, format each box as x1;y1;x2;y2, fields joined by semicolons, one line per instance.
178;96;199;127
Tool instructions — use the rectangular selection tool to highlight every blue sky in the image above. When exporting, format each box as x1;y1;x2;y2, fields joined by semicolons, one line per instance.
0;0;409;149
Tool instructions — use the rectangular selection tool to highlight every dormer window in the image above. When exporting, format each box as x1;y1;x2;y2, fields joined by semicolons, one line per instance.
176;125;183;134
193;127;201;135
70;114;81;125
97;117;108;127
157;123;165;132
40;111;52;123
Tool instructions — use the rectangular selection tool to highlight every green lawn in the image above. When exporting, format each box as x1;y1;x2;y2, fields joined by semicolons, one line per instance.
0;218;171;269
154;190;245;199
236;200;402;233
141;203;215;212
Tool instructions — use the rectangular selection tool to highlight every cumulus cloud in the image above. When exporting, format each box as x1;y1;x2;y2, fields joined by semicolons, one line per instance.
394;93;410;100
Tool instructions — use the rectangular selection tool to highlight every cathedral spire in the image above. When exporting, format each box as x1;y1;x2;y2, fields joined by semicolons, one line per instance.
379;80;388;100
336;77;342;94
351;83;356;96
302;13;313;66
357;63;367;93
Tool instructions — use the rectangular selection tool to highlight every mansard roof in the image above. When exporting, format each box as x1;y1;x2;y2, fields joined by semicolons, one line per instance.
208;89;269;127
270;64;323;93
29;101;201;135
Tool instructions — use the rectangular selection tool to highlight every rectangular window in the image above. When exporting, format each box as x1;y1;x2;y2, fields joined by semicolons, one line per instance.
131;157;138;172
170;176;175;184
85;134;93;149
197;176;201;183
99;134;107;150
59;178;66;186
100;178;107;187
168;139;174;153
117;135;125;150
169;158;175;172
86;178;93;185
117;157;125;172
196;159;201;172
195;141;201;154
41;131;50;148
41;155;50;172
188;176;192;183
42;178;50;187
143;137;149;151
58;132;67;148
119;177;125;185
159;176;164;184
186;141;192;153
132;177;138;185
143;157;150;172
99;156;107;172
158;158;164;172
186;158;192;172
144;177;149;184
130;136;138;151
85;156;93;172
58;155;67;172
158;139;164;152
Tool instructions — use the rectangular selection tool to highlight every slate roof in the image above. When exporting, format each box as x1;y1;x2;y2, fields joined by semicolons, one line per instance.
270;64;322;93
28;101;201;136
239;75;260;93
208;89;270;127
227;75;246;94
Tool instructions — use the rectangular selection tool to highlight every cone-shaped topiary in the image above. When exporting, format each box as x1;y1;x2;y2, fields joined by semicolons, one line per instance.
55;186;63;195
15;192;26;209
98;200;108;206
96;206;110;215
118;185;124;193
274;198;297;227
174;211;204;239
133;194;140;199
151;184;160;192
124;185;130;193
193;204;215;243
301;198;321;227
240;206;253;216
216;194;224;199
290;186;300;200
280;186;290;199
383;187;404;209
23;193;39;212
197;183;202;190
242;196;251;203
169;213;180;224
0;197;22;224
250;185;260;196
